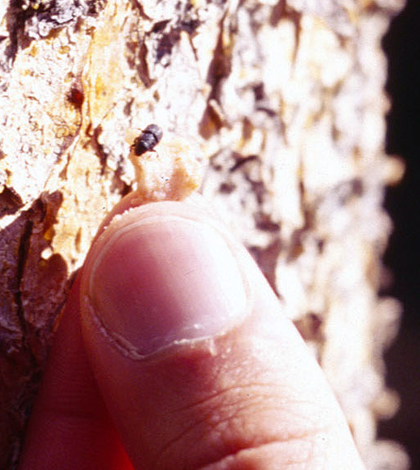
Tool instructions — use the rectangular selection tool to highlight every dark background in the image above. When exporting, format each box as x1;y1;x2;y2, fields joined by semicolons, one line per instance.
381;0;420;468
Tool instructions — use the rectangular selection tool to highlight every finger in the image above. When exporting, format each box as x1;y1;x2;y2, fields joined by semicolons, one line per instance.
80;200;366;470
18;276;133;470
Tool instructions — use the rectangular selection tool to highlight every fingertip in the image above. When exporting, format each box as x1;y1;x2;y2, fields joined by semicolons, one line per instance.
79;200;366;470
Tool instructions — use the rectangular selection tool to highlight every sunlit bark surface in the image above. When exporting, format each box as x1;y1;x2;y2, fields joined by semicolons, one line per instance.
0;0;408;468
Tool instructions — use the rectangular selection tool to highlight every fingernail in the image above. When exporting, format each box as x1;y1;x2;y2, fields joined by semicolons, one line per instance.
88;216;249;356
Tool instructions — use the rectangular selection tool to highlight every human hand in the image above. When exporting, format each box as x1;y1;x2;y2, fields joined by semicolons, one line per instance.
18;195;366;470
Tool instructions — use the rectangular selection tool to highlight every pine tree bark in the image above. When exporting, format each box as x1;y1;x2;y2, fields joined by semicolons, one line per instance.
0;0;408;468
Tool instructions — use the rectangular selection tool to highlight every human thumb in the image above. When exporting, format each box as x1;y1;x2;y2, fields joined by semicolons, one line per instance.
80;200;365;470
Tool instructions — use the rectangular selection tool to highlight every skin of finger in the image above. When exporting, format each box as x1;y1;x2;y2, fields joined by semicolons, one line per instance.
17;197;209;470
80;202;366;470
93;192;217;244
17;276;134;470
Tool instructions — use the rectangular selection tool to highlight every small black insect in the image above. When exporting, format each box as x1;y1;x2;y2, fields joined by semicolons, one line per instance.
132;124;163;156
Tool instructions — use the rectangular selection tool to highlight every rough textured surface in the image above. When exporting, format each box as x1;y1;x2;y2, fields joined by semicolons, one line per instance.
0;0;408;468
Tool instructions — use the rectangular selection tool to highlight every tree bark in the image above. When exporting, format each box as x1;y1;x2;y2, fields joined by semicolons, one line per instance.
0;0;408;468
